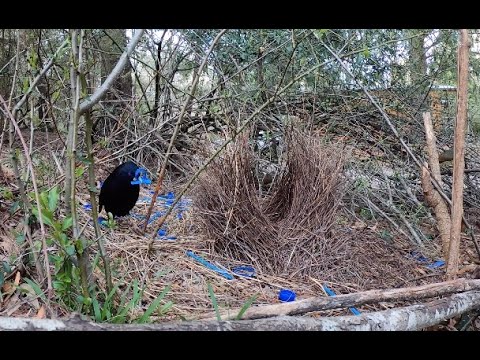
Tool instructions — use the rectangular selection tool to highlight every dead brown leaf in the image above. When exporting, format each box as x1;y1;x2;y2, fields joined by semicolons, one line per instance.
36;305;46;319
14;271;21;286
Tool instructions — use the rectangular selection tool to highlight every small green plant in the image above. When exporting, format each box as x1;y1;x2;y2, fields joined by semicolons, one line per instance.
359;207;373;220
0;261;11;292
380;229;393;243
29;185;171;324
0;187;14;201
105;212;116;229
354;178;369;191
90;280;172;324
30;185;80;307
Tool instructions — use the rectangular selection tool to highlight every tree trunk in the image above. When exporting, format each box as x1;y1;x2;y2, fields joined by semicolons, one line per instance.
409;30;427;84
422;112;451;257
100;29;132;100
96;29;133;141
447;29;471;279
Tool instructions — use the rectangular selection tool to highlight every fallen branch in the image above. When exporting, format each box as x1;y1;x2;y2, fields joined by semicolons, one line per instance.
201;278;480;320
2;290;480;331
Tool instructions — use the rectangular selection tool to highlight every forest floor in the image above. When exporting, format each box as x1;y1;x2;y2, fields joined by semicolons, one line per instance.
1;130;480;329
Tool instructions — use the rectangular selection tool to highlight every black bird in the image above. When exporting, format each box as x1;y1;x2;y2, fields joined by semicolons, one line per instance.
99;161;140;217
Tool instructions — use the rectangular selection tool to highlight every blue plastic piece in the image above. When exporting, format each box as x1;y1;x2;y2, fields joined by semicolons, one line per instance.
410;251;445;270
83;203;92;211
186;250;233;280
279;289;296;302
323;284;361;316
349;307;362;315
129;190;191;234
98;217;107;226
410;251;429;263
232;265;256;278
157;227;176;240
131;168;152;185
426;260;445;269
148;211;164;225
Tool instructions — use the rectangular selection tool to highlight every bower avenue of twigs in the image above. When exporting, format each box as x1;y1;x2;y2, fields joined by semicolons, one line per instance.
195;129;348;277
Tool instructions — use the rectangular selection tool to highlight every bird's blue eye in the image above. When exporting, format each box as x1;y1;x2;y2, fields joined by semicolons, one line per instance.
131;168;152;185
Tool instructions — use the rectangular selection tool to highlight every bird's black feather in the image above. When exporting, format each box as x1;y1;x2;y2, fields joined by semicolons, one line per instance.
99;161;140;217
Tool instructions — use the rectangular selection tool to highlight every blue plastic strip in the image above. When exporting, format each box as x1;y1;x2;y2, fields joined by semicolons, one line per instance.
232;265;256;278
323;284;361;316
186;250;234;280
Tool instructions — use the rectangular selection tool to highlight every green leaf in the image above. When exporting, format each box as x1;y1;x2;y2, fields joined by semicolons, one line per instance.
2;261;11;274
62;217;73;231
207;283;221;321
32;207;54;227
23;278;46;300
0;270;4;289
48;186;59;213
117;282;133;310
362;47;370;57
9;201;21;214
22;78;29;93
75;166;86;178
65;245;76;257
236;294;258;320
137;285;171;323
39;190;49;209
52;90;60;102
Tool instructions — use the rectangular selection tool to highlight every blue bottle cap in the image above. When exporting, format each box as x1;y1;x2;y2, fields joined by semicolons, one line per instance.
279;289;296;302
157;228;167;237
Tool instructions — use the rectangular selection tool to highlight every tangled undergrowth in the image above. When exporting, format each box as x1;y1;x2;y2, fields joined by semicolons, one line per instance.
0;129;476;325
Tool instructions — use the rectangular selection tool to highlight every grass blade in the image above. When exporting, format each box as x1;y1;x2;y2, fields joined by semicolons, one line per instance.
236;294;258;320
207;282;221;321
137;285;171;323
92;297;102;322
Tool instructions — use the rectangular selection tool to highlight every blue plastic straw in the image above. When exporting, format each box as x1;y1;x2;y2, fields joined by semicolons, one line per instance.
323;284;361;316
186;251;234;280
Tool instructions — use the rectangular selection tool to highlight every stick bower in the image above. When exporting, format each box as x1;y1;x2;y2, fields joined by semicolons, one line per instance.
194;129;347;277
